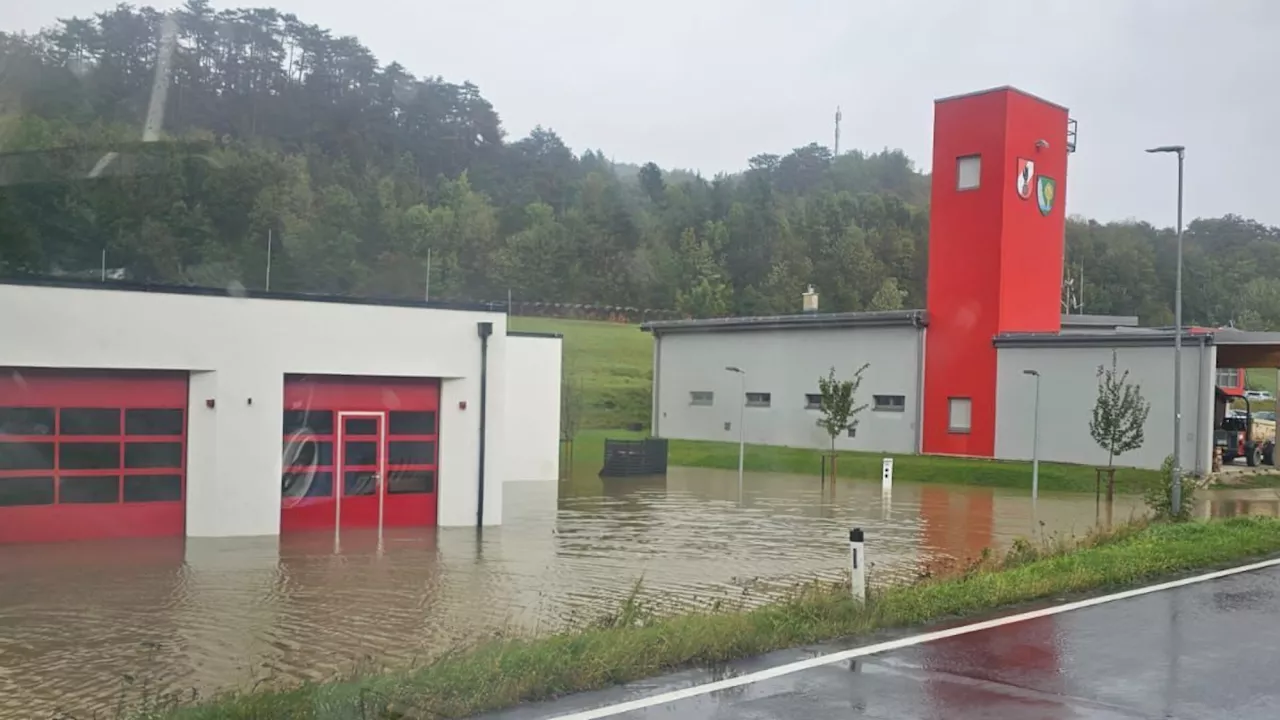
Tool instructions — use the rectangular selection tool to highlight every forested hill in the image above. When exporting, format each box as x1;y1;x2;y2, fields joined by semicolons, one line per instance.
2;3;1280;330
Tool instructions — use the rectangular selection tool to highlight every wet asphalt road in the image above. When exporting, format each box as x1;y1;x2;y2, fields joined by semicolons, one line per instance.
480;565;1280;719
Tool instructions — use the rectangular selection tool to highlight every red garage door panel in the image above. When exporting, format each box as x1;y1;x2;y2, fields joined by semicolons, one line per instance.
281;375;439;533
0;369;188;544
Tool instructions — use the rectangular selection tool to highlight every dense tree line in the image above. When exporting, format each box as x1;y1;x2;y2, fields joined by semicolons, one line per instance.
2;2;1279;329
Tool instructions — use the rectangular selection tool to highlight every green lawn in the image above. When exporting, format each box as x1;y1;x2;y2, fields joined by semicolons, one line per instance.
150;517;1280;719
509;316;652;430
571;429;1163;493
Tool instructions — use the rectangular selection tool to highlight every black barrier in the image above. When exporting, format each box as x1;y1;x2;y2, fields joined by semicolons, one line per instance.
600;438;669;477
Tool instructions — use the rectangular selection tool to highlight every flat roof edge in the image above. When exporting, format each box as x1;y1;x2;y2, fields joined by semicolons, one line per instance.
0;275;506;314
995;331;1210;349
934;85;1070;113
641;310;928;335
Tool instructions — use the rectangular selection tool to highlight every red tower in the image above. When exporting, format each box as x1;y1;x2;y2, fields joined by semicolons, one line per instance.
922;87;1070;457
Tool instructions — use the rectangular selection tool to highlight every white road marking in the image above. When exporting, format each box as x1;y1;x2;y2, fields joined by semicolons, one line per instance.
546;556;1280;719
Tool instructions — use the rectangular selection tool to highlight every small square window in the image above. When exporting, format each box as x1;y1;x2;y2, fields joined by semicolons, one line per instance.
724;421;732;431
847;426;857;438
948;397;972;434
805;394;822;410
690;391;714;406
746;393;771;408
956;155;981;191
874;394;906;412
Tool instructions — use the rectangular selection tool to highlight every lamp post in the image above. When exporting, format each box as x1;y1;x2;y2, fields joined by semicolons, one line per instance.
725;366;746;497
1147;144;1186;511
1023;370;1041;504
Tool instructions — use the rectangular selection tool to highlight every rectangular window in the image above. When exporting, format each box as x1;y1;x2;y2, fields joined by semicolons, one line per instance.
282;471;333;498
805;394;822;410
283;410;334;435
746;392;771;408
388;470;435;494
956;154;981;190
388;441;435;466
0;442;54;471
389;411;436;435
689;391;714;406
344;418;378;436
284;439;333;468
0;408;55;436
59;442;120;470
0;476;54;506
1216;368;1242;387
948;397;972;433
60;476;120;504
125;409;184;436
874;394;906;412
343;441;379;466
344;471;378;496
123;475;183;503
60;408;120;436
124;442;183;469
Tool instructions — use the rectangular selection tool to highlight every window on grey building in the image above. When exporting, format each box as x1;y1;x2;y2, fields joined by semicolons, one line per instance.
948;397;972;433
956;154;981;190
690;391;714;406
1216;368;1241;387
873;394;906;412
805;394;822;409
746;392;771;408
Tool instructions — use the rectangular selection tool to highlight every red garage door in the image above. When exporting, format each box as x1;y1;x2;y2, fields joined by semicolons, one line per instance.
281;376;439;533
0;369;188;544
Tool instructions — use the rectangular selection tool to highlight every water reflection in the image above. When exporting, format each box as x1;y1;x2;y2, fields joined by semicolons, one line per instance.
0;467;1270;718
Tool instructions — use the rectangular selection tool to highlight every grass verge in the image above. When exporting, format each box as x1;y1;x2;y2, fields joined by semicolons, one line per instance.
570;429;1164;494
148;517;1280;719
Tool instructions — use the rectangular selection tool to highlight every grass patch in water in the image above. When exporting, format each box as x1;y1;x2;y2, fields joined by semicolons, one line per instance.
138;516;1280;719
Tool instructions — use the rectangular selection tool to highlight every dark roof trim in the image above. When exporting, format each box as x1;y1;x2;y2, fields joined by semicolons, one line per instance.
0;275;506;314
1060;313;1140;328
642;310;927;335
934;85;1070;113
1206;329;1280;346
994;331;1210;349
507;330;563;339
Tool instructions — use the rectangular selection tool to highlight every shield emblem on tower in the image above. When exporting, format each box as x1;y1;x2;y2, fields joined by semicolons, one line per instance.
1036;175;1056;216
1016;158;1034;199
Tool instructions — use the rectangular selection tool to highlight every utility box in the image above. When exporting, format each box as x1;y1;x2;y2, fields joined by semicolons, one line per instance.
600;438;669;477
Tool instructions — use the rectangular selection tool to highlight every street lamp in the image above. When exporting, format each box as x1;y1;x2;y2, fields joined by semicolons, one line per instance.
1147;144;1186;511
725;366;746;496
1023;370;1041;503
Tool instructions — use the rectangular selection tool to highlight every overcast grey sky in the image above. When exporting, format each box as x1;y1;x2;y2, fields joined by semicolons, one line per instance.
8;0;1279;226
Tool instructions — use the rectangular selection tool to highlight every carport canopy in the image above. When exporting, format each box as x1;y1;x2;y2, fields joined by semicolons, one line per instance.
1212;329;1280;369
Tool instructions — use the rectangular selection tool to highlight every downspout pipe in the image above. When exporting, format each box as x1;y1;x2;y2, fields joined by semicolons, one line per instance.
476;321;493;528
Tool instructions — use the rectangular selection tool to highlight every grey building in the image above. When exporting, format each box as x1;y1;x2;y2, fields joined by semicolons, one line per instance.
646;311;925;455
645;309;1279;475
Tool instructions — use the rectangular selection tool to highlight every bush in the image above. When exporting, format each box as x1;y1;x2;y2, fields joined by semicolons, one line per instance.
1143;454;1195;520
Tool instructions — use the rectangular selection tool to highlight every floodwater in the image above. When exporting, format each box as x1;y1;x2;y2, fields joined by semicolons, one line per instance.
0;468;1275;718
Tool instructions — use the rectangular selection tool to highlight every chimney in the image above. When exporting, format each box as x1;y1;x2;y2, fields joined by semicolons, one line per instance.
802;285;819;313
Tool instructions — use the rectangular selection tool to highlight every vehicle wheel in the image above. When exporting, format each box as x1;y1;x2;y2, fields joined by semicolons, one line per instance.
1248;444;1262;467
1266;442;1276;466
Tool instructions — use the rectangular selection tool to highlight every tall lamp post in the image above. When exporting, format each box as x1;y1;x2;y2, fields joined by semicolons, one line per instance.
1147;144;1186;511
725;366;746;497
1023;370;1041;504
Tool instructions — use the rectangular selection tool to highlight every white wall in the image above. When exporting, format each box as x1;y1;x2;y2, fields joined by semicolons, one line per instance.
0;283;521;535
654;325;924;454
503;335;563;481
995;341;1215;474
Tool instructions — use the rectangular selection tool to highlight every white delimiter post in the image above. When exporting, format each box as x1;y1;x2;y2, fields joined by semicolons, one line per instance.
881;458;894;493
849;528;866;602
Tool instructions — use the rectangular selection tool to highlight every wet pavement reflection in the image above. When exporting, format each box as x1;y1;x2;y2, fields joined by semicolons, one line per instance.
0;467;1274;718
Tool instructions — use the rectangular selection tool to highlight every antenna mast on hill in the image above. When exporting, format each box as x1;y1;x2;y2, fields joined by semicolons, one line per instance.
834;106;842;156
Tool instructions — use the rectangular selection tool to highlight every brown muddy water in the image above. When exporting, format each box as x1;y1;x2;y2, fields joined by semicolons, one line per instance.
0;467;1275;718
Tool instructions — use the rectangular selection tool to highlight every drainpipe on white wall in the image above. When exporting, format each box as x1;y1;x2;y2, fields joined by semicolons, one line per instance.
476;321;493;528
914;313;927;454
